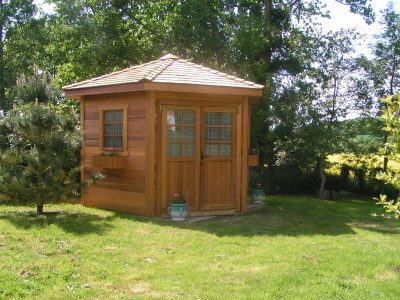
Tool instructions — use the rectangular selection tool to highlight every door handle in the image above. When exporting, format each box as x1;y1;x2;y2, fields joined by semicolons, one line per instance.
200;152;207;163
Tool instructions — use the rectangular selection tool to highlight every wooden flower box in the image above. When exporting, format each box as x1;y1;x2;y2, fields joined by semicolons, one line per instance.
248;154;259;167
93;155;126;169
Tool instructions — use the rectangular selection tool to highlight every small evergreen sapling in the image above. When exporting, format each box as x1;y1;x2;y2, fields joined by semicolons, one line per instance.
0;103;100;213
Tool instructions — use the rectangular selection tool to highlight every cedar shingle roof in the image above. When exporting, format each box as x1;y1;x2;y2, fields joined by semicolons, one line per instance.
63;54;264;91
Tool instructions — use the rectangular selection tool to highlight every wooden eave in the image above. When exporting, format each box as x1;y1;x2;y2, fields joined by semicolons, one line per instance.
64;82;263;99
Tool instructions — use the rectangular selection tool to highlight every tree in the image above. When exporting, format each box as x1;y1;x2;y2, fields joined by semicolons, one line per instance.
0;0;37;110
15;72;59;104
357;4;400;193
0;103;82;213
373;3;400;97
0;73;100;213
311;29;363;195
376;93;400;219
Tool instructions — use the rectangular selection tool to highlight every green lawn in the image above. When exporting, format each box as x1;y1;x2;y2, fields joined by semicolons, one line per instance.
0;196;399;299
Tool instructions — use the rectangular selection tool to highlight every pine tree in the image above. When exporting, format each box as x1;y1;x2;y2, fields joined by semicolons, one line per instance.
0;102;99;213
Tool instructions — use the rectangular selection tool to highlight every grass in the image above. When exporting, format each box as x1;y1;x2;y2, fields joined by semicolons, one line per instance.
0;196;399;299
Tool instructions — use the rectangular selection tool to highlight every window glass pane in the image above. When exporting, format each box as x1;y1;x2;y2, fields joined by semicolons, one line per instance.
220;144;231;156
104;111;113;122
206;144;218;156
182;111;195;125
206;127;219;141
104;124;113;135
115;136;123;148
114;111;123;122
168;143;180;156
182;127;195;141
181;143;195;156
114;124;123;136
206;112;218;125
220;128;231;141
103;110;124;149
104;136;113;147
220;112;232;125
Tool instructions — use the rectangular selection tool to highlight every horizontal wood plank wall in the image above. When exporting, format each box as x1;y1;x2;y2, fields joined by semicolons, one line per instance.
82;92;148;215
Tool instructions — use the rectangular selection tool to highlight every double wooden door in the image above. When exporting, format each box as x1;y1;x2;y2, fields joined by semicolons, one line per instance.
161;105;237;212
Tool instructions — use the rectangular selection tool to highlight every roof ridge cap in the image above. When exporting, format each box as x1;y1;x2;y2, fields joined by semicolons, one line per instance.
143;58;175;81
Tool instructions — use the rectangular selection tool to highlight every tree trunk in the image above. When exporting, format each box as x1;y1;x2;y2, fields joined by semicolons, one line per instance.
258;0;273;172
209;12;225;67
37;203;44;214
380;134;389;195
0;0;5;111
319;156;327;198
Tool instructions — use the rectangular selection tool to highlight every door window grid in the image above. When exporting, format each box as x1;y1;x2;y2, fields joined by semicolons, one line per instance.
167;110;195;157
103;110;123;149
205;112;232;156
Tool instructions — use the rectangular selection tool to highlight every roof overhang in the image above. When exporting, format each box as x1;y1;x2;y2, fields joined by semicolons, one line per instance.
63;82;263;99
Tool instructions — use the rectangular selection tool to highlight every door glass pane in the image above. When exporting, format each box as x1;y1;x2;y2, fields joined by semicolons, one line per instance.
206;112;218;125
167;126;181;140
167;111;178;126
220;144;231;155
182;143;195;156
220;112;232;125
206;144;218;156
220;128;231;141
168;143;180;156
182;111;195;125
166;110;196;157
205;111;233;156
206;127;218;141
182;127;195;141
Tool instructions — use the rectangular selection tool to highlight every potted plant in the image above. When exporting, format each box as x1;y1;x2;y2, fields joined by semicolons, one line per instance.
93;152;126;169
168;193;189;221
252;183;265;204
248;148;259;167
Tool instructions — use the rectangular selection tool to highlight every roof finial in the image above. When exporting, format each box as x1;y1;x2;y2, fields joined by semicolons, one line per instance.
160;53;178;60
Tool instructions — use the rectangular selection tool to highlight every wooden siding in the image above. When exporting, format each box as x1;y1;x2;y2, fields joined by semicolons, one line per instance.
80;90;251;217
82;92;148;215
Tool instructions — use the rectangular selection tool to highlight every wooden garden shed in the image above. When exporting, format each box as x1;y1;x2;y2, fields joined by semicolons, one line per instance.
63;54;263;217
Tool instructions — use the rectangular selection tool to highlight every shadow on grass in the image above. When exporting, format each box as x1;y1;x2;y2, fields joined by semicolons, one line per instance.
0;196;398;237
111;196;400;237
0;210;114;235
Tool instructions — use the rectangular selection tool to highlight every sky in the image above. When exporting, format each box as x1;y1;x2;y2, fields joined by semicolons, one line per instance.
320;0;399;56
35;0;398;57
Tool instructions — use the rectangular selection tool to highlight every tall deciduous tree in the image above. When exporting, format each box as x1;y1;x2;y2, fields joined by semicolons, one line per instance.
0;0;37;110
356;4;400;193
373;3;400;97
